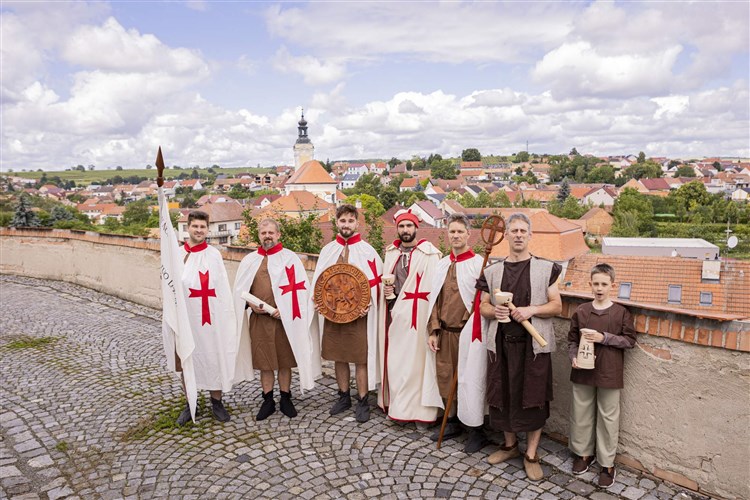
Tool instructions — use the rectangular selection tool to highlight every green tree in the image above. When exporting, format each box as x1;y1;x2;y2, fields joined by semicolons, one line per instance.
559;195;587;219
569;147;580;156
557;178;570;203
674;165;696;177
669;181;711;213
122;200;151;225
610;211;641;237
346;194;385;218
364;209;385;257
351;173;382;198
11;194;40;227
116;166;123;171
612;188;654;236
492;191;512;208
637;151;646;164
586;165;616;184
624;161;662;180
49;206;75;224
388;157;400;169
430;160;457;180
461;148;481;162
380;187;399;211
514;151;530;163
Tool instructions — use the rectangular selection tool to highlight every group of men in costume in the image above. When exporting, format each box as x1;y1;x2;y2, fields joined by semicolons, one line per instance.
164;203;561;482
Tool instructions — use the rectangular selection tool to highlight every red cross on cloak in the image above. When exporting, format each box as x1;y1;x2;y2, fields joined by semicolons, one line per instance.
189;270;216;325
279;265;306;320
367;259;381;289
403;272;429;330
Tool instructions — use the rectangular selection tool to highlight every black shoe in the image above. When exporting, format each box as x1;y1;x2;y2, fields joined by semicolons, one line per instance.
430;418;463;442
330;390;351;415
354;394;370;423
256;391;276;421
176;404;192;426
464;426;489;453
210;397;230;422
279;391;297;418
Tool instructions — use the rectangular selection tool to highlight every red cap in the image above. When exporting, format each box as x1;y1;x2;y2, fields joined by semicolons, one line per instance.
393;209;420;228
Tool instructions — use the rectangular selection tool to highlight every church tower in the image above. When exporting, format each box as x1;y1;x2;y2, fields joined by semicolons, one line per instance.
293;109;314;169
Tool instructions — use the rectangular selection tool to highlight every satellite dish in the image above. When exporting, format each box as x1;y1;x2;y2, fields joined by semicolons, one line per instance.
728;236;738;249
671;249;678;257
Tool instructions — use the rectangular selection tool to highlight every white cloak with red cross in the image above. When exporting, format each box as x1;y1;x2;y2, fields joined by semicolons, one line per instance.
378;239;442;422
232;244;320;392
308;234;383;391
423;251;488;427
174;243;238;392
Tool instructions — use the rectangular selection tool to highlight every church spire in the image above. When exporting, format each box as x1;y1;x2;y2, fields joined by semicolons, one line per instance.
296;108;310;144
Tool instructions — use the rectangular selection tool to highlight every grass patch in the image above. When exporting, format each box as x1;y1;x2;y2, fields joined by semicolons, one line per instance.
5;336;58;349
55;441;69;453
119;394;234;442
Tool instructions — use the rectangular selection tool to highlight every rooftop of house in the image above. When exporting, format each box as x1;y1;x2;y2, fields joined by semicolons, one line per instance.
262;190;334;213
286;160;338;185
177;200;245;223
562;254;750;319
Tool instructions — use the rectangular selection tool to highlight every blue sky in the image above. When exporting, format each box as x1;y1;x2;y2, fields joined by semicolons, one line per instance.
2;1;748;171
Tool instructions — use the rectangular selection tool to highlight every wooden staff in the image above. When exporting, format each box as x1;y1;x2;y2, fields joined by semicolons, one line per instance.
437;215;505;449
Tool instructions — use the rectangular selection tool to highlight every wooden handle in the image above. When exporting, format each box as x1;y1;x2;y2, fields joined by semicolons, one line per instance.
505;302;548;348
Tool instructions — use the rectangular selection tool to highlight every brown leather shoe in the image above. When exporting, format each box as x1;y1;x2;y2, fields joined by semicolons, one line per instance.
572;455;596;475
524;454;544;482
599;466;616;488
487;441;520;465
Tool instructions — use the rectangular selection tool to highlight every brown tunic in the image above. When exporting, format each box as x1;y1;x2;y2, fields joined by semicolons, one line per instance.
322;246;368;364
247;257;297;370
477;258;562;432
568;302;636;389
427;263;471;398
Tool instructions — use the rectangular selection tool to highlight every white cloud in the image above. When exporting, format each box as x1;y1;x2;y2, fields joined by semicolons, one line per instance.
271;46;346;85
62;17;209;75
533;41;682;98
265;3;574;64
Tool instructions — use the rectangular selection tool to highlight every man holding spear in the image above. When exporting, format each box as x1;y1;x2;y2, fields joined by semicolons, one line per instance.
425;213;489;453
477;212;562;482
156;148;238;426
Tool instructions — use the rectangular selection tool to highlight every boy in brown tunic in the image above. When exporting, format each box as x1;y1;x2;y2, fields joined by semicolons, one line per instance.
568;263;636;488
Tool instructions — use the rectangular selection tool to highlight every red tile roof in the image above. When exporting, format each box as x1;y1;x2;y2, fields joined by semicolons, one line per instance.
562;254;750;318
286;160;338;185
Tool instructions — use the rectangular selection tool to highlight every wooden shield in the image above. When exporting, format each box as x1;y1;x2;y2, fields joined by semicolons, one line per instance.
314;263;371;323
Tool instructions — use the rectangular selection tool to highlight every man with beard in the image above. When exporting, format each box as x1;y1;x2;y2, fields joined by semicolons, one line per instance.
309;204;383;423
477;212;562;482
233;218;320;420
425;213;488;452
379;209;442;423
173;210;238;426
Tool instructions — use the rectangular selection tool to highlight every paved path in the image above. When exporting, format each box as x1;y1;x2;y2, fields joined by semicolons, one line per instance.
0;275;708;500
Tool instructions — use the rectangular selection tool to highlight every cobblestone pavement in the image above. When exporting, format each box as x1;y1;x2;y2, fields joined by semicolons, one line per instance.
0;275;709;500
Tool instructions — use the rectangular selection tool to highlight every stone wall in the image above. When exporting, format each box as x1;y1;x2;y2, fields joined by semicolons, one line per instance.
1;228;748;499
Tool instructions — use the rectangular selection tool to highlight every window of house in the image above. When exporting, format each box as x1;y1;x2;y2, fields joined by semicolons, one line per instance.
235;222;241;230
218;224;227;231
618;282;632;300
667;285;682;304
699;291;713;306
219;236;228;244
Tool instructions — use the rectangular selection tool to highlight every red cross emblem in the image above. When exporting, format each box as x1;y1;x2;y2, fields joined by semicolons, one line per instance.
367;259;381;289
189;270;216;326
279;265;306;320
403;272;429;330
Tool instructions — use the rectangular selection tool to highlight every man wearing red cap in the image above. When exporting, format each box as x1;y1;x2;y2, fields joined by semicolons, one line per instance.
309;204;383;423
378;208;442;423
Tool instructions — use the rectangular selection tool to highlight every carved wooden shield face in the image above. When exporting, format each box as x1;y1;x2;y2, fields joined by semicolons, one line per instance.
314;263;371;324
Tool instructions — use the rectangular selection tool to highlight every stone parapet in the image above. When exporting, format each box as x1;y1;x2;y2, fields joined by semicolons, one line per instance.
1;227;748;499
